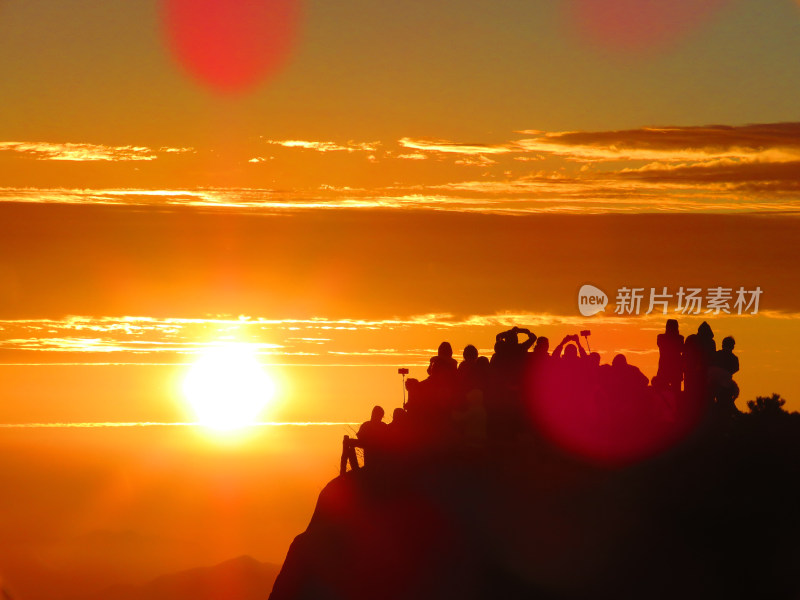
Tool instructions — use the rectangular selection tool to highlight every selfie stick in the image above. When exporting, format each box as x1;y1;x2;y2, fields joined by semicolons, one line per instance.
582;332;592;352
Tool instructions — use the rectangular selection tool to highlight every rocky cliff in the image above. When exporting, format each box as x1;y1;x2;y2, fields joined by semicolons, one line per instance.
270;416;800;600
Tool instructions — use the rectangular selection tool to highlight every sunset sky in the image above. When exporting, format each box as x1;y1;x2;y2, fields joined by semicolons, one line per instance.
1;0;800;592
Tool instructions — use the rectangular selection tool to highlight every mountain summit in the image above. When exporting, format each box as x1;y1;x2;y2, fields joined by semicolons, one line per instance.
270;413;800;600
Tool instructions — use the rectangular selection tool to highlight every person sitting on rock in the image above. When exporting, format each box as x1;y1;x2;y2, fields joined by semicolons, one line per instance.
340;405;389;475
357;405;389;468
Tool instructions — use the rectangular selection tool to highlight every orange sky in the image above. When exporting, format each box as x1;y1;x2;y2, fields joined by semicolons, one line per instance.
1;0;800;592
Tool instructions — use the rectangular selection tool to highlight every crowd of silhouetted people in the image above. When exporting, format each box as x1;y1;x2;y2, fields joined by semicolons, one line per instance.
341;320;741;474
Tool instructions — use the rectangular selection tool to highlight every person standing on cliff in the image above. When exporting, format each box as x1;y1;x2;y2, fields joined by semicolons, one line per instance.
656;319;684;393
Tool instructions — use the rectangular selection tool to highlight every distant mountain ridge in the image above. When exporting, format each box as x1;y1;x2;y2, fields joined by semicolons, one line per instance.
0;553;121;600
78;555;280;600
0;554;281;600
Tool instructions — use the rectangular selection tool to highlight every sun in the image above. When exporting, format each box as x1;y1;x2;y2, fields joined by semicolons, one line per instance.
183;343;275;430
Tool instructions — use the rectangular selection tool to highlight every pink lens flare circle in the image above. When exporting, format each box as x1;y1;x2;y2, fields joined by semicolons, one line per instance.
569;0;728;53
525;378;705;466
162;0;301;93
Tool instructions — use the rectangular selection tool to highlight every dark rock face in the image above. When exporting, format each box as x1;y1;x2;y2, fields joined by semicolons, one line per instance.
270;463;529;600
271;419;800;600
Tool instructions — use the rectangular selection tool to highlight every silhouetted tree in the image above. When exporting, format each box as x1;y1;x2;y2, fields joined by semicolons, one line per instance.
746;393;788;416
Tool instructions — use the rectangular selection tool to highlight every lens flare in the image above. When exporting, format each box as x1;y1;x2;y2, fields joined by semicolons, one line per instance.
569;0;728;54
525;370;704;465
162;0;301;93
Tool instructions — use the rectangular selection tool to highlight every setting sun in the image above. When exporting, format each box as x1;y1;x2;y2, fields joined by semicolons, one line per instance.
182;343;275;430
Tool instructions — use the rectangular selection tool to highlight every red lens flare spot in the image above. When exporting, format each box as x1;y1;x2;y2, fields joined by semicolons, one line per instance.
162;0;301;93
569;0;728;54
526;374;705;466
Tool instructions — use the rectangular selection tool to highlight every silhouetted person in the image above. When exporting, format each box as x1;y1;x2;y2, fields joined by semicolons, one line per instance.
461;344;479;364
657;319;684;393
428;341;457;378
405;377;420;402
552;334;587;361
340;434;359;475
388;406;407;430
457;344;480;396
413;361;450;425
426;341;458;411
600;354;649;404
548;334;591;405
404;377;429;420
714;336;739;376
341;406;389;475
458;344;478;373
683;321;716;402
494;326;536;355
488;327;535;440
710;336;740;416
526;336;551;371
553;335;588;382
386;407;411;453
523;336;551;406
697;321;716;356
456;344;492;411
357;405;389;469
491;326;535;382
475;355;491;390
615;353;648;385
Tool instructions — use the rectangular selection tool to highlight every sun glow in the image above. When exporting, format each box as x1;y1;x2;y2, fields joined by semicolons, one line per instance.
183;343;275;430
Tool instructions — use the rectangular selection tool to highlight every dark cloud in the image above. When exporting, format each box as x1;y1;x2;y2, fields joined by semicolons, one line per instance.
617;160;800;193
518;122;800;155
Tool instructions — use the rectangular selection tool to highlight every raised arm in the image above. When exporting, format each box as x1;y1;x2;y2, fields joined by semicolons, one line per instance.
573;334;587;358
518;328;536;351
496;328;512;343
552;335;570;359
